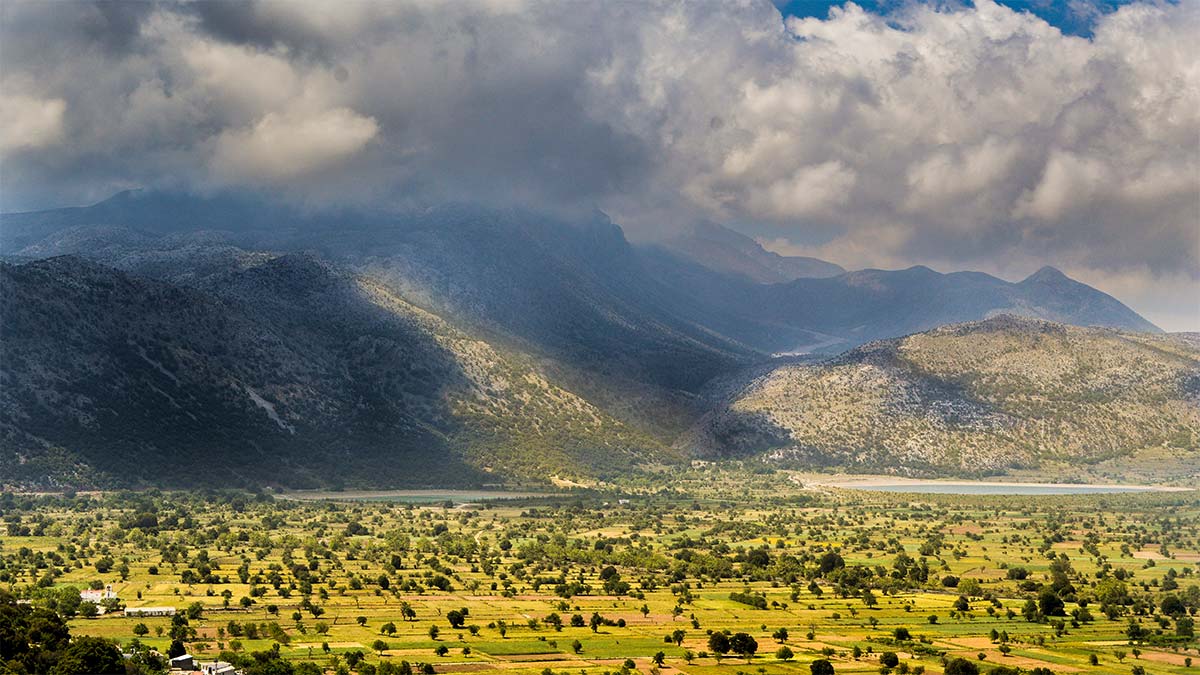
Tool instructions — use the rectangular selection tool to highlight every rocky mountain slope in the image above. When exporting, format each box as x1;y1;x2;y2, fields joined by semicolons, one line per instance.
0;255;661;489
686;316;1199;476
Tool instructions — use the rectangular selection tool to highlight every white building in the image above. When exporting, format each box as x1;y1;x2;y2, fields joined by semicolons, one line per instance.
81;584;117;602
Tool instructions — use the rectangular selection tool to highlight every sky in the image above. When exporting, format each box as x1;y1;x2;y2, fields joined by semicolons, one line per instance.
0;0;1197;330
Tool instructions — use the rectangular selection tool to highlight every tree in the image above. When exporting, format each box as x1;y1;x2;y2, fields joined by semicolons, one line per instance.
707;632;730;662
775;646;793;661
57;588;82;618
772;627;788;643
571;640;583;654
447;610;466;629
818;552;845;575
943;657;979;675
358;616;368;627
729;632;757;662
167;639;187;658
809;659;835;675
652;651;666;666
373;640;390;656
880;652;899;668
861;589;878;608
49;637;123;675
132;623;150;637
428;625;440;640
1038;589;1065;617
1161;595;1185;616
671;629;686;646
382;622;397;636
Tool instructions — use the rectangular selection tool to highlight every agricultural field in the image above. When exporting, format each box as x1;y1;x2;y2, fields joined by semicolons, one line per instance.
1;470;1198;675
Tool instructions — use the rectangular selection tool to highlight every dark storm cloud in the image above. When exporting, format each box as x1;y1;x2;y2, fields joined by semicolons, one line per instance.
0;0;1196;327
183;1;339;61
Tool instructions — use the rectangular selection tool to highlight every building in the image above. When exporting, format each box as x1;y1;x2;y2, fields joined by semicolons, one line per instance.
125;606;176;617
200;661;239;675
169;654;195;671
80;584;117;603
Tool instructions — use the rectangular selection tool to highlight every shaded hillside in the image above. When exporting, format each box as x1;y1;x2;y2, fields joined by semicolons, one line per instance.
659;221;845;283
686;316;1199;476
0;256;662;489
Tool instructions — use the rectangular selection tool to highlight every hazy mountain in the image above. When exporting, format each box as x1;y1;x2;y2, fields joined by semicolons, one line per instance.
749;264;1162;350
0;255;661;489
686;316;1199;476
658;221;845;283
5;192;1157;354
0;192;1172;486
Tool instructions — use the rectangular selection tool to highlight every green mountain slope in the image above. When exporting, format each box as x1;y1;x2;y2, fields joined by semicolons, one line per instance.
687;316;1199;476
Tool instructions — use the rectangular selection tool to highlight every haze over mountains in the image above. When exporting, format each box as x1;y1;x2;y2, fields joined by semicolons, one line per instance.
0;191;1188;488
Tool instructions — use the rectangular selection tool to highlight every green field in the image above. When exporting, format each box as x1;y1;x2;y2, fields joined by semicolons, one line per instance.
2;469;1197;675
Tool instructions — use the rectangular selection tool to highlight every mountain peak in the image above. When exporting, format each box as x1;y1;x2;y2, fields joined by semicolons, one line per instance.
1022;265;1071;284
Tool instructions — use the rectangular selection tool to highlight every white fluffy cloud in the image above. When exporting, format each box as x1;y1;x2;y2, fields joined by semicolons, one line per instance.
0;94;66;153
0;0;1196;327
211;108;378;183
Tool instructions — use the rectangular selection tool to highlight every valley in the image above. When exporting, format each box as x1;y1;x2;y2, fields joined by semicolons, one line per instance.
2;474;1197;675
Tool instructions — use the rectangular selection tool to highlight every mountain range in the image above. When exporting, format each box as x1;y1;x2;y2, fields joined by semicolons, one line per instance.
0;191;1186;488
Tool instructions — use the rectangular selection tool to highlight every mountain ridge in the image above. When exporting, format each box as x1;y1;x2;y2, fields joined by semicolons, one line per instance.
658;221;846;283
685;315;1197;477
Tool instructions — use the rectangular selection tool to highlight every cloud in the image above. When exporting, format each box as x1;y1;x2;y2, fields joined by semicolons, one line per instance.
210;108;379;183
0;0;1195;325
750;161;858;218
0;94;66;153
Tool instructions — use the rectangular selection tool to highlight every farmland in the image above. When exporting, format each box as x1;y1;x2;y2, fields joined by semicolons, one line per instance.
2;470;1198;675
